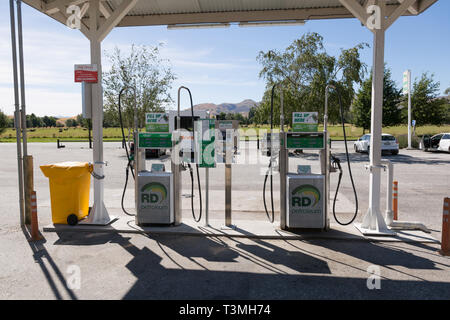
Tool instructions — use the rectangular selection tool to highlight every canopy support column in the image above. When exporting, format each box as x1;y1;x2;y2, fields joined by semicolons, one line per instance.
339;0;417;236
356;25;395;235
80;0;137;225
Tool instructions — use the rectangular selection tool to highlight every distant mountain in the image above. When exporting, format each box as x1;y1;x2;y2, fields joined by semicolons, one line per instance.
192;99;259;117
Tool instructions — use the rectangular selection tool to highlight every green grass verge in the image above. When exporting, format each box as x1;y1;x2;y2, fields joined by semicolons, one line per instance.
1;125;449;143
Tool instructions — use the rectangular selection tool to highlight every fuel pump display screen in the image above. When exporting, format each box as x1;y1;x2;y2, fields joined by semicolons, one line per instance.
286;132;324;150
138;132;172;149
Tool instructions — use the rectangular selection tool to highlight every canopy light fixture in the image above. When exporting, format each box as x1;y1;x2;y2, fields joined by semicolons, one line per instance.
167;23;230;30
239;20;306;27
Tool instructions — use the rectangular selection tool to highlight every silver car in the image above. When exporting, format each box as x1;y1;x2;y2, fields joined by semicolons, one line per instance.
354;134;399;155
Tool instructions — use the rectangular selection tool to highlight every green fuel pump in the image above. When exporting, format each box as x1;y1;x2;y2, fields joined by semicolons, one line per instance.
266;82;358;230
119;85;215;226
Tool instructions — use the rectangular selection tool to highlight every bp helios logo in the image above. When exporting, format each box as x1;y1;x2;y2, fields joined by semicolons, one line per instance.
141;182;168;209
291;185;321;214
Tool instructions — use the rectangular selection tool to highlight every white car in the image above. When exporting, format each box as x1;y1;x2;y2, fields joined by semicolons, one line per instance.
420;133;450;153
354;134;399;155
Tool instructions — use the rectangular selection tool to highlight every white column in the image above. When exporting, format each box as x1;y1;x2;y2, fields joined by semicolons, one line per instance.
87;38;112;224
81;0;113;225
356;23;395;235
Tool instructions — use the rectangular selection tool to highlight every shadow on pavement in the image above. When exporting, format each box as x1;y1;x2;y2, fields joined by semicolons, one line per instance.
23;226;78;300
47;228;450;299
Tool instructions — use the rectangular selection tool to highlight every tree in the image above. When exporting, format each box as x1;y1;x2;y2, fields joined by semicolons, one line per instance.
256;32;368;126
410;73;446;126
445;87;450;96
248;106;257;124
216;112;226;120
352;76;372;133
26;113;43;128
66;118;78;127
76;114;90;128
0;110;9;135
352;66;402;133
42;115;57;127
444;88;450;124
103;110;119;128
103;44;175;129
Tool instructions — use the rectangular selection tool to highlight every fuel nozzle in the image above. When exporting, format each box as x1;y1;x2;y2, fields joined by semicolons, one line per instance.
331;154;342;172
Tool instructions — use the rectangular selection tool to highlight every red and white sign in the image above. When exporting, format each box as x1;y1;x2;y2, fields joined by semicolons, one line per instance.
74;64;98;83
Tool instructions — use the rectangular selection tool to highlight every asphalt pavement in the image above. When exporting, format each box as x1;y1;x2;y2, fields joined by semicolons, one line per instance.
0;140;449;299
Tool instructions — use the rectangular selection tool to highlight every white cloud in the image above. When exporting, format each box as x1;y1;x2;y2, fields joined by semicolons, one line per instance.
0;21;263;116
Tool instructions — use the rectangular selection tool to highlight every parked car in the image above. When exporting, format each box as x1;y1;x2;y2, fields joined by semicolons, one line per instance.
419;133;450;153
354;133;399;155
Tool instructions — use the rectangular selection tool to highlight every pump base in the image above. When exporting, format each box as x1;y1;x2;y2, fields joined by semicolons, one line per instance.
220;225;236;230
354;223;396;236
79;215;118;226
79;202;118;226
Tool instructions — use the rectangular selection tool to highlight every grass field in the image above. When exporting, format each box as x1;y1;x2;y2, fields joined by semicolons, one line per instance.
1;124;449;143
239;124;450;140
0;127;128;142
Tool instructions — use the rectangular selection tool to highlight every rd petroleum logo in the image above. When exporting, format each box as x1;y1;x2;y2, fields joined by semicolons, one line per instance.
291;185;321;214
141;182;168;209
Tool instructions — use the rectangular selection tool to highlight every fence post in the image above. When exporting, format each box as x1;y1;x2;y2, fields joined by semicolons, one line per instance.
440;198;450;256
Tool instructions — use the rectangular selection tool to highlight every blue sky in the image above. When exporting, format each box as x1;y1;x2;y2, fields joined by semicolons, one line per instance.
0;1;449;117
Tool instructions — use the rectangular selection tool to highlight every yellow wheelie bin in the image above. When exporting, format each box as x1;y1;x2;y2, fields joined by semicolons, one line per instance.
40;162;92;225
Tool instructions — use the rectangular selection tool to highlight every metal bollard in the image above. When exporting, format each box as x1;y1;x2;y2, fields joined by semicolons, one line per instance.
440;198;450;256
30;191;42;241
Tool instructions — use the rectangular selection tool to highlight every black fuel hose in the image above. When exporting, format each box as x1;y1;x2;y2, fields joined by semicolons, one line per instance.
118;87;136;216
263;84;276;223
330;85;359;225
181;87;203;223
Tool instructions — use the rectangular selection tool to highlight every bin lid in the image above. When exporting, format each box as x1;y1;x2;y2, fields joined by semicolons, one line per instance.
40;162;93;179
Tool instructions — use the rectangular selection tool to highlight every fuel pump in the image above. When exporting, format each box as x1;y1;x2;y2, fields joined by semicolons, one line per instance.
122;85;213;226
267;82;358;230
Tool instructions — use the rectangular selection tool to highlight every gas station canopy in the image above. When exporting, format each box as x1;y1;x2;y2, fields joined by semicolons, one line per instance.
23;0;436;28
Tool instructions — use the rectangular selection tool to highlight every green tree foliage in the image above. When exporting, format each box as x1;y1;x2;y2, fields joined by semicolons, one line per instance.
352;66;402;133
42;115;57;127
215;112;250;125
382;68;403;127
0;110;9;134
65;118;78;127
352;76;372;133
256;32;368;126
103;44;175;129
410;73;446;126
444;87;450;95
444;88;450;124
76;114;90;128
26;113;44;128
247;107;256;124
216;112;227;120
